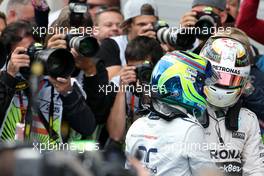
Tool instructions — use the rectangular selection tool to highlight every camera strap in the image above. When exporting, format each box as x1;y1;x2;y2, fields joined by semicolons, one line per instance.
36;86;59;142
18;91;27;123
24;85;59;142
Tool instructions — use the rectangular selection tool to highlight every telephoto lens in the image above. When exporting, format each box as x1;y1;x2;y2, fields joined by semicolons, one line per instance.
68;35;100;57
34;48;75;78
20;43;75;78
155;20;196;50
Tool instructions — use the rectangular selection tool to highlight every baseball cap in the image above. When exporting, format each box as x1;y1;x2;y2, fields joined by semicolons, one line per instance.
121;0;158;27
192;0;226;11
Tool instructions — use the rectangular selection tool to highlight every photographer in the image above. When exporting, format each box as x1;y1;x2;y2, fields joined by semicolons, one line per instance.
6;0;35;24
179;0;228;53
96;0;158;80
46;4;117;144
93;6;124;44
107;36;163;141
0;20;96;143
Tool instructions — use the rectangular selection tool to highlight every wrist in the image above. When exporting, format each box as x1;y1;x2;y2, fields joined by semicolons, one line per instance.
61;88;73;97
7;70;16;78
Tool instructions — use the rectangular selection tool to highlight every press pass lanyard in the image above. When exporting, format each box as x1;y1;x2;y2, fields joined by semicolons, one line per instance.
24;90;33;141
24;85;56;141
18;92;27;123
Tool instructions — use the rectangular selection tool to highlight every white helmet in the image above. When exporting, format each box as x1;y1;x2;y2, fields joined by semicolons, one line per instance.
200;37;251;108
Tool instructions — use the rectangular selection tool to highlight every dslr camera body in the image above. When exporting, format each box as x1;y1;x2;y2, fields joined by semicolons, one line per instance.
155;7;221;50
69;0;89;27
135;61;153;84
195;7;221;40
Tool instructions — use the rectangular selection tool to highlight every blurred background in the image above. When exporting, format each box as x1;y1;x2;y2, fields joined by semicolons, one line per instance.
0;0;263;52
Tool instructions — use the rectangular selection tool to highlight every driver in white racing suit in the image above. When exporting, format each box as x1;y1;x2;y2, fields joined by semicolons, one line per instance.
200;28;264;176
126;51;220;176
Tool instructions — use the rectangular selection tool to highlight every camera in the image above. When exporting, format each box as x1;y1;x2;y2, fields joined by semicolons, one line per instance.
20;43;75;78
135;62;153;84
195;7;221;40
69;0;89;27
66;33;99;57
155;20;196;50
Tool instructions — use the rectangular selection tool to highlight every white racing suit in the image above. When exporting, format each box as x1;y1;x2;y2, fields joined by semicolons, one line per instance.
125;113;214;176
204;107;264;176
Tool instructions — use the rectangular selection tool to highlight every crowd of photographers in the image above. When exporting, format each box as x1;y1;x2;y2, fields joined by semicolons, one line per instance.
0;0;264;175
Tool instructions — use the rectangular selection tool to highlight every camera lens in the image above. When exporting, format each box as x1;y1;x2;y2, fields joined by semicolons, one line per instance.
156;26;196;50
69;36;99;57
46;49;75;78
33;48;74;78
195;15;216;40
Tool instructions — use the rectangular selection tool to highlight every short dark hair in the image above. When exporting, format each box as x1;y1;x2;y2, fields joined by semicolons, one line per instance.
125;36;163;65
0;20;35;67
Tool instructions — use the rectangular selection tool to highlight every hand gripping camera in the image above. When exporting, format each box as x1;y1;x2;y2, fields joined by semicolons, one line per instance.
20;43;75;78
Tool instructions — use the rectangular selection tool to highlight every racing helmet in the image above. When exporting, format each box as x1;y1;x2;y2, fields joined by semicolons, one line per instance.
150;50;218;117
200;37;251;108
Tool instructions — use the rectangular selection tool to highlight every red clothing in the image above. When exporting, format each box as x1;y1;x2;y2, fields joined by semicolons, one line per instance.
236;0;264;44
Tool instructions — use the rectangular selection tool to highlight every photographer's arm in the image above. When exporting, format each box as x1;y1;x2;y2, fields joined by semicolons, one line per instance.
236;0;264;44
107;89;126;141
61;82;97;136
0;47;29;126
107;66;136;141
49;77;96;135
0;72;17;126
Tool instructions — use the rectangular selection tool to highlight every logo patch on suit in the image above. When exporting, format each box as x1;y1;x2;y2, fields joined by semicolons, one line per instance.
232;132;245;140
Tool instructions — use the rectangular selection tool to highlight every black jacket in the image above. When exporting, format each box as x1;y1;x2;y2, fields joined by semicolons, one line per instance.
81;61;116;124
0;71;96;137
243;66;264;121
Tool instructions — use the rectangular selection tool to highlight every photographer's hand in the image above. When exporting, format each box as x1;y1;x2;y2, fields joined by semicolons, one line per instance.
120;65;136;86
138;23;156;39
7;47;30;77
139;30;156;39
47;34;67;49
48;77;73;96
180;11;197;27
